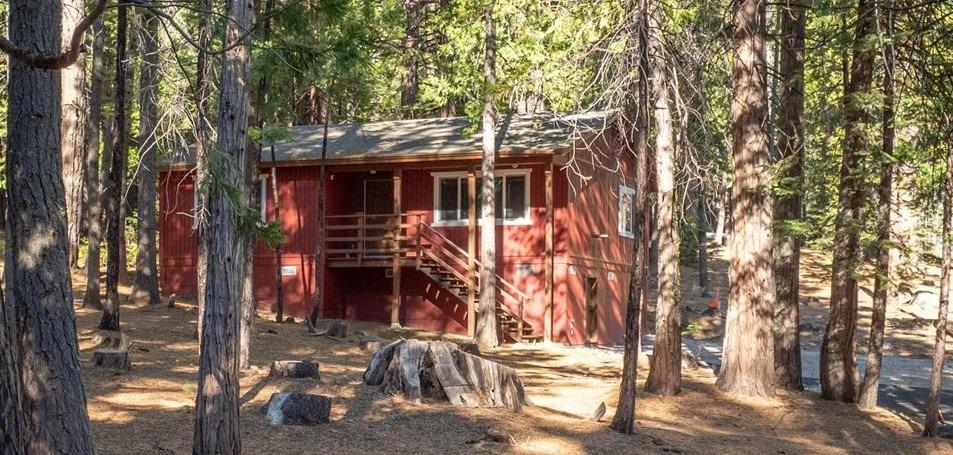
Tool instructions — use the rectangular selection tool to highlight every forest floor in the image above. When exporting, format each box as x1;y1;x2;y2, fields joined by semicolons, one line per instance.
71;254;953;455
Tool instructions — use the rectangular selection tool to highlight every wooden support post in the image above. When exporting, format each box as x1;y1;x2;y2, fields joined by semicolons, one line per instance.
391;170;402;328
517;297;525;343
544;162;554;342
415;214;423;270
357;212;364;266
467;166;477;337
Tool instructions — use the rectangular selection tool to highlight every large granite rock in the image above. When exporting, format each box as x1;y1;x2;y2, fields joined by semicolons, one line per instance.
258;392;332;426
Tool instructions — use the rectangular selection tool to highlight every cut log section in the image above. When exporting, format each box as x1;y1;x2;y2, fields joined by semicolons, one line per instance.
363;339;526;412
93;348;131;371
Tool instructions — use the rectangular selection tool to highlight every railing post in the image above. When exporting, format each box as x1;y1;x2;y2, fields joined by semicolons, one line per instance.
415;215;423;269
357;212;364;266
517;297;525;343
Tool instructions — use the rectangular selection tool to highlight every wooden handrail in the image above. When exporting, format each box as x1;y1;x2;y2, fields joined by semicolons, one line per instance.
322;213;533;340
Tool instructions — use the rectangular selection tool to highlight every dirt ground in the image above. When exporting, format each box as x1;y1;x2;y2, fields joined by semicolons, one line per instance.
673;244;952;357
74;274;952;455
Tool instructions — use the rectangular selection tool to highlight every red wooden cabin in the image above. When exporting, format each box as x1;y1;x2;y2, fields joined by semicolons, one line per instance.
158;113;637;345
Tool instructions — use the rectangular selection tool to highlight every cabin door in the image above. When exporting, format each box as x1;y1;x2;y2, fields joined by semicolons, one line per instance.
363;179;395;259
585;276;598;344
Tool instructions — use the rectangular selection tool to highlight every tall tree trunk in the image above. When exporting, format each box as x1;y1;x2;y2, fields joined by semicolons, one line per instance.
118;19;138;288
241;0;276;370
858;6;895;410
924;129;953;436
194;0;213;340
1;1;96;452
716;0;776;398
477;3;499;350
714;173;728;245
63;0;89;270
610;0;650;434
400;0;422;116
308;92;332;329
645;2;681;397
772;0;807;392
134;4;162;305
820;0;876;403
100;2;130;332
83;15;108;310
193;0;254;452
270;148;285;323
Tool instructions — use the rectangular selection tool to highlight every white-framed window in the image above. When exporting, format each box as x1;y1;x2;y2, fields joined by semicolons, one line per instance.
432;169;531;226
618;185;635;238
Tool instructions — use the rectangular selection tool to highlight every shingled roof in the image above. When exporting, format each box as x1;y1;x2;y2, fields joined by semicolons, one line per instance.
159;112;609;168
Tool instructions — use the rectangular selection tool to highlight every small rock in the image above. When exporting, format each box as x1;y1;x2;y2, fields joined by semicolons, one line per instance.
258;392;331;426
167;294;177;308
327;320;349;338
269;360;320;379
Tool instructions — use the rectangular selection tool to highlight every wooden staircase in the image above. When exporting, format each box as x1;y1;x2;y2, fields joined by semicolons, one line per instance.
324;213;541;343
413;221;541;343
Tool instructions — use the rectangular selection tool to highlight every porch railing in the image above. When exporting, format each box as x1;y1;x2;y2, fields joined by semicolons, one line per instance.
323;212;531;341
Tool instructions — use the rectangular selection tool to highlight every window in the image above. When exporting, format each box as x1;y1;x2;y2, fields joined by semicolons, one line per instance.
618;185;635;238
432;170;531;225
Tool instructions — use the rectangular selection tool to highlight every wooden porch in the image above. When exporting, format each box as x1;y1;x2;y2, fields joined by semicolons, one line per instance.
322;212;541;342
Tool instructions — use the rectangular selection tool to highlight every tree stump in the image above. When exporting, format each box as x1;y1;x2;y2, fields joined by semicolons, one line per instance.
93;330;130;350
269;360;320;379
363;339;527;412
258;392;331;425
93;348;131;371
327;320;349;338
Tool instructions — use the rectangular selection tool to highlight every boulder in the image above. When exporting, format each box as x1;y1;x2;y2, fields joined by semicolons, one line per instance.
93;348;131;371
269;360;320;379
258;392;331;426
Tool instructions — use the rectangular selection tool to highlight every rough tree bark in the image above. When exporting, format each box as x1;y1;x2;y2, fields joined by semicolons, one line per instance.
645;1;681;397
820;0;876;403
716;0;776;398
134;4;162;305
192;0;254;452
1;1;98;452
194;0;213;340
83;14;108;310
400;0;423;116
270;147;285;323
858;6;895;410
100;1;130;332
308;93;332;329
923;129;953;437
610;0;650;434
477;4;499;350
62;0;89;270
772;0;807;392
241;0;275;370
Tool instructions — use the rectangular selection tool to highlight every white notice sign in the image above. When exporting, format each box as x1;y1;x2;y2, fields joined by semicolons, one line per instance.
280;266;297;276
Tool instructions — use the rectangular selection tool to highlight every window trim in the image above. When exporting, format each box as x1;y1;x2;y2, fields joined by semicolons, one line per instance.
431;169;532;227
618;184;636;238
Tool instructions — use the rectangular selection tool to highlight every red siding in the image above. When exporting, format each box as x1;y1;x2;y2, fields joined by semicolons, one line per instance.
158;139;634;345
